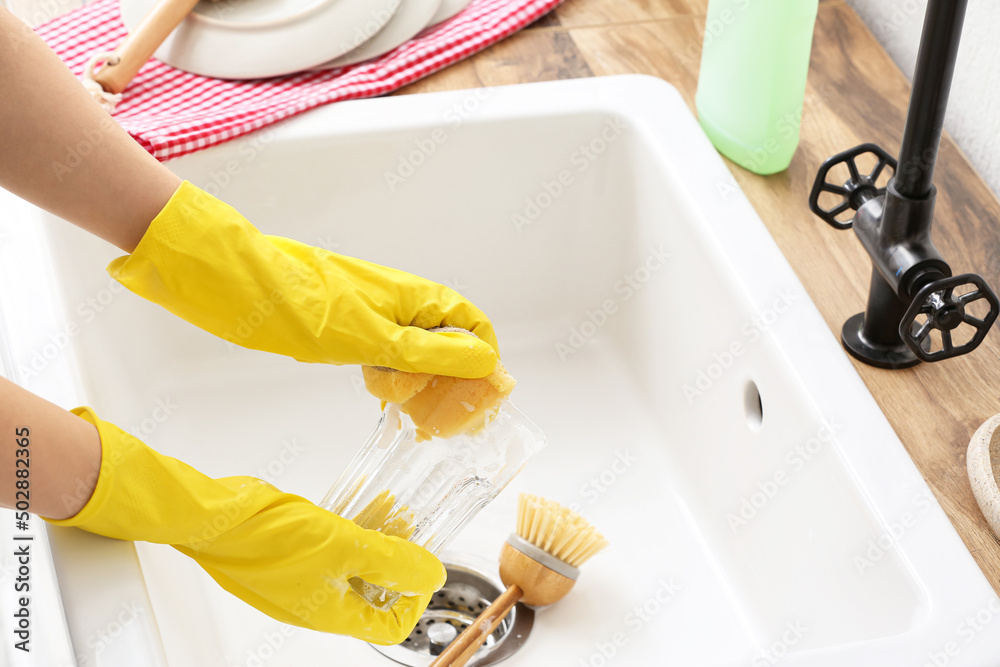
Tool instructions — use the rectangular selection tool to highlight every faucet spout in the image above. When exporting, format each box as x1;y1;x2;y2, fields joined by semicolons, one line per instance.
892;0;968;203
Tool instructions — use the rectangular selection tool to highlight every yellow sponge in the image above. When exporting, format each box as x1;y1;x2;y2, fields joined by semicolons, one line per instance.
363;329;515;440
361;367;432;404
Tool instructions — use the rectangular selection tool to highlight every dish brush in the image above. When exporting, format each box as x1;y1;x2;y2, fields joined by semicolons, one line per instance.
429;493;608;667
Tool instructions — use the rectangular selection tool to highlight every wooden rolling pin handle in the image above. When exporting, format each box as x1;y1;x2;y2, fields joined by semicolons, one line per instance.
93;0;201;94
429;584;523;667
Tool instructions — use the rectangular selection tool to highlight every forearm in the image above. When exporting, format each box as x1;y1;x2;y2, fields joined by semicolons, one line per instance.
0;376;101;520
0;7;180;252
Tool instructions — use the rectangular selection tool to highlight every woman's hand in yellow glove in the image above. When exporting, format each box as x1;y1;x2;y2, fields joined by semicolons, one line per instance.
106;181;498;379
43;407;446;645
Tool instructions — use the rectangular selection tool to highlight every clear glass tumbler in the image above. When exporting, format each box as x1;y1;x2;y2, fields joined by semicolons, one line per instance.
321;399;547;609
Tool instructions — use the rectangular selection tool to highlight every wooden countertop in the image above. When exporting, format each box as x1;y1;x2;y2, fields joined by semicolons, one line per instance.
400;0;1000;591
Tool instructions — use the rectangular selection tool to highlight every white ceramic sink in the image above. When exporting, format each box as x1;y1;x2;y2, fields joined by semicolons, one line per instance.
2;75;999;666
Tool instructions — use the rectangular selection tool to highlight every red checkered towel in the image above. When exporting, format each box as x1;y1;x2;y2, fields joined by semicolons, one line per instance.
36;0;563;161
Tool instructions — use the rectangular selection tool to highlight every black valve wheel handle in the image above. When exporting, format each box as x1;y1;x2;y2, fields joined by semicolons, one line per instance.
900;273;1000;362
809;143;898;230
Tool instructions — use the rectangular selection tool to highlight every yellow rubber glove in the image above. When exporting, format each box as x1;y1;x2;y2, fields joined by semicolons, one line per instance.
43;407;446;645
107;181;498;378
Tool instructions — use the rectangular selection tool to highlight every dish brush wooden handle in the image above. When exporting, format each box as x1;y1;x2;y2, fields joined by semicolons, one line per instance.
93;0;201;93
429;584;522;667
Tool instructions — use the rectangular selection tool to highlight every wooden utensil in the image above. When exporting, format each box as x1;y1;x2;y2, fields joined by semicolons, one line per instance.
92;0;202;94
429;494;608;667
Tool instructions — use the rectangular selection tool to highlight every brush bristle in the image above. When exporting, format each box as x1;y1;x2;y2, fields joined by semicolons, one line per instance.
516;493;609;568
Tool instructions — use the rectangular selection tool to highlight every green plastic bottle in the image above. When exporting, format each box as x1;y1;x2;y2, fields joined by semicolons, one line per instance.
695;0;819;175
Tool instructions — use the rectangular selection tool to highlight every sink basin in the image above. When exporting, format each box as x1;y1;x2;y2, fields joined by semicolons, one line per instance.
1;75;998;665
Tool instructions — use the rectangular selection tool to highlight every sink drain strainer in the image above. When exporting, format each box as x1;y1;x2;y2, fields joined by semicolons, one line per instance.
371;555;533;666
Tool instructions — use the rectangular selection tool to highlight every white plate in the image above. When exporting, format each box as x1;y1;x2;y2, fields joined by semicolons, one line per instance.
192;0;325;25
314;0;441;69
119;0;402;79
428;0;472;26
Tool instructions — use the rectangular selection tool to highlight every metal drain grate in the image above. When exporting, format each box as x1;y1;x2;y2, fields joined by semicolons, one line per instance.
407;580;508;655
370;556;534;666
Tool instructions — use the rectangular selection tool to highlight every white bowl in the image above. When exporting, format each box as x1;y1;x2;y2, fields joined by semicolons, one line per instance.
967;413;1000;536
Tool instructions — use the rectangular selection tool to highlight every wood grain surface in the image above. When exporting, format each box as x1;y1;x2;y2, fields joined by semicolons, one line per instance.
399;0;1000;591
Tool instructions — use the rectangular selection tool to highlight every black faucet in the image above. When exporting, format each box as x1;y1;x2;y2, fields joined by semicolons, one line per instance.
808;0;998;369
